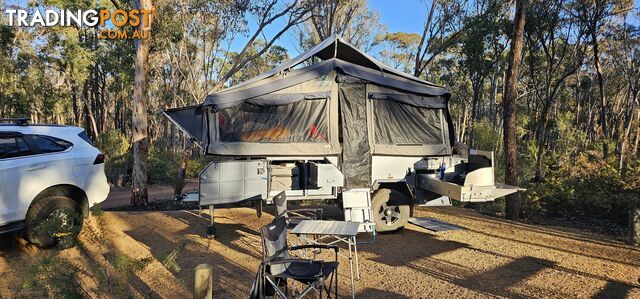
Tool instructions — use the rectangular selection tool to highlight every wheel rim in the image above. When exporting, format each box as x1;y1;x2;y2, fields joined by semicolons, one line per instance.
378;202;401;226
45;208;76;236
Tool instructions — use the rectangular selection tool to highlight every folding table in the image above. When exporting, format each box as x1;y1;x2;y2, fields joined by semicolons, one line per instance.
291;220;360;298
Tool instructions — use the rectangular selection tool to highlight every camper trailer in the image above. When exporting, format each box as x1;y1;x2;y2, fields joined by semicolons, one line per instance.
164;35;522;233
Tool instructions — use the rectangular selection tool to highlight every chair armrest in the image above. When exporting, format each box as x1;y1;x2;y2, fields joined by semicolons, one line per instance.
290;244;339;253
266;258;316;265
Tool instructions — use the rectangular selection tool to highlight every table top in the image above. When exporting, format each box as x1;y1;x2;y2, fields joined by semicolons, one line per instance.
291;220;360;237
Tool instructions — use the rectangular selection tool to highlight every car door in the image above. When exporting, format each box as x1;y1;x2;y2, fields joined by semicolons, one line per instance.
0;132;36;225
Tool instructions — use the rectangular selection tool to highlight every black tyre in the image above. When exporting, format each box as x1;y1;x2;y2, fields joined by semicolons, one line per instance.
25;196;83;249
371;189;410;232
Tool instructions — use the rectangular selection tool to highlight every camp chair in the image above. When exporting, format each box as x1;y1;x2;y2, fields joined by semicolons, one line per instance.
251;217;339;299
273;191;323;228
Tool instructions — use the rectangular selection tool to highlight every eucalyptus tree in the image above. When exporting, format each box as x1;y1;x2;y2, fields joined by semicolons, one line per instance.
607;21;640;172
209;0;318;93
460;0;508;146
569;0;634;160
524;0;587;181
299;0;385;52
131;0;154;206
504;0;528;220
413;0;469;78
378;32;422;74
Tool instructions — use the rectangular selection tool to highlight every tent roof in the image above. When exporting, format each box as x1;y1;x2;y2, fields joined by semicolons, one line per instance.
203;34;450;110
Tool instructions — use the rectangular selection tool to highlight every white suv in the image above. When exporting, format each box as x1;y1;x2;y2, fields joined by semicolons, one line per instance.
0;119;110;248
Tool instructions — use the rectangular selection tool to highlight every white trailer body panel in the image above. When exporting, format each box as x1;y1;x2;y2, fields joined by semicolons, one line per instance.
199;160;268;205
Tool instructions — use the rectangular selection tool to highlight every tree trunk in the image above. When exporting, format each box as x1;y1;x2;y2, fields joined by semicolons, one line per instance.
629;208;640;245
71;79;80;126
490;70;498;130
174;149;190;196
131;0;154;206
632;109;640;159
592;30;608;161
468;80;483;147
619;92;637;173
413;0;438;77
503;0;527;221
81;81;99;139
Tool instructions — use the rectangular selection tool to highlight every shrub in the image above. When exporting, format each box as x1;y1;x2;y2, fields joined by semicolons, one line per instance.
527;151;640;224
471;120;501;152
22;255;93;298
149;145;180;184
96;131;131;186
149;145;205;185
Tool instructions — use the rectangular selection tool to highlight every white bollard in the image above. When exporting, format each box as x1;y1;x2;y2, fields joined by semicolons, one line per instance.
193;263;213;299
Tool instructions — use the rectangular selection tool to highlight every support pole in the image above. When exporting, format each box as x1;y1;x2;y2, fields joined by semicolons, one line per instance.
193;263;213;299
207;205;216;238
629;208;640;245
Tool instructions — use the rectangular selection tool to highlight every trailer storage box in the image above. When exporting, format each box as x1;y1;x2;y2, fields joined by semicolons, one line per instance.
270;164;300;191
308;162;344;188
199;160;268;205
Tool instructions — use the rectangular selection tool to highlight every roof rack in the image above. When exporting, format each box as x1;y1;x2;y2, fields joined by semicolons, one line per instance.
0;118;29;126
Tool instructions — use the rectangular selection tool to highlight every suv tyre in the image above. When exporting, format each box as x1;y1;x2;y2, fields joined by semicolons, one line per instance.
25;196;83;249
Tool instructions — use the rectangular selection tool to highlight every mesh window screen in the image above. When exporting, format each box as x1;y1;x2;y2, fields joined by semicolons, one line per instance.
218;99;328;143
372;99;443;145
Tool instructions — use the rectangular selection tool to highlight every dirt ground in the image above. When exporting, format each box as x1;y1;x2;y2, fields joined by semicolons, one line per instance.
2;187;640;298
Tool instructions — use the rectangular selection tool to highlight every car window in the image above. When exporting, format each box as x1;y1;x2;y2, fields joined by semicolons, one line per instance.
30;135;73;153
0;136;32;159
77;130;96;147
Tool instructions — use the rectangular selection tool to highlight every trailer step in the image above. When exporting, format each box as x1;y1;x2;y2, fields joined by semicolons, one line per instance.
408;217;463;232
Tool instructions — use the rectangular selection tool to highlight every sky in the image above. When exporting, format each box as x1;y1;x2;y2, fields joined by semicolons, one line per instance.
3;0;640;57
229;0;431;56
228;0;640;57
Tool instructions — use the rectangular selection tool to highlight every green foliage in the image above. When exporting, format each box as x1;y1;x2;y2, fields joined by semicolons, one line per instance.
22;255;93;298
478;198;506;216
112;255;153;279
161;245;184;273
96;131;131;186
149;145;203;185
97;131;130;158
149;145;179;185
471;120;501;151
378;32;421;73
527;152;640;223
111;254;153;297
226;40;289;85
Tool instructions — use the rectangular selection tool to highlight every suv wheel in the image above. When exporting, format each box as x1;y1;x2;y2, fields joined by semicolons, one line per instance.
371;188;410;232
25;196;83;249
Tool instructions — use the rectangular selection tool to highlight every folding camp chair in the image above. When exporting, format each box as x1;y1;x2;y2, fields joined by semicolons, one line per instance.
251;217;339;299
273;191;323;228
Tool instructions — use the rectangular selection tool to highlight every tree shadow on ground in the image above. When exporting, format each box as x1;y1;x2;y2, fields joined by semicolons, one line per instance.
455;256;552;298
433;207;639;253
365;229;469;268
356;287;412;298
594;280;636;298
120;211;261;297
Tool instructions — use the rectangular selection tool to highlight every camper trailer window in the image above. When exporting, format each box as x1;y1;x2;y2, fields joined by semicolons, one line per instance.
218;99;328;143
372;99;442;145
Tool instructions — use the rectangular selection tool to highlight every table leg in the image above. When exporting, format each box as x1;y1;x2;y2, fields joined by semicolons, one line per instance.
348;238;355;299
353;236;360;280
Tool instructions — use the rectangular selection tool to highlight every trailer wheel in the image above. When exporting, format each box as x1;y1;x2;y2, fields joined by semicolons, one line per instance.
371;189;410;232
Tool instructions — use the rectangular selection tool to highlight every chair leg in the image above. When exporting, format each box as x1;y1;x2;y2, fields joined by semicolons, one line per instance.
335;269;338;299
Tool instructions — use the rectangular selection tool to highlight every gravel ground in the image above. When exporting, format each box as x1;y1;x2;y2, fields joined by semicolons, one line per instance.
1;188;640;298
